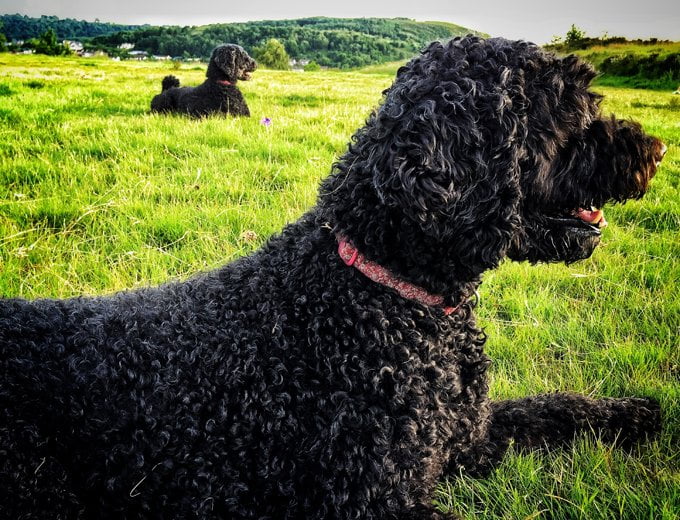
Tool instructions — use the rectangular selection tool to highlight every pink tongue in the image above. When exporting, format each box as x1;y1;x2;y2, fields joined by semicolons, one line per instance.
576;208;608;227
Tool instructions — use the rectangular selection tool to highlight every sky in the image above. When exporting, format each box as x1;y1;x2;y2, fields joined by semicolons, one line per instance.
1;0;678;44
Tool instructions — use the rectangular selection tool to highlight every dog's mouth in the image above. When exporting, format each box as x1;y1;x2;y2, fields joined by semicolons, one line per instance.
549;140;668;236
573;207;608;228
239;63;257;81
544;205;608;239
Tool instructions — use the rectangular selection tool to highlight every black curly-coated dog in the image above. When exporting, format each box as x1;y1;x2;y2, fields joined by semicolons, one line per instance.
150;44;256;117
0;37;666;519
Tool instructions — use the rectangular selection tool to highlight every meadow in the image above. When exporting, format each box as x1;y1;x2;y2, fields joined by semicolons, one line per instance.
0;53;678;519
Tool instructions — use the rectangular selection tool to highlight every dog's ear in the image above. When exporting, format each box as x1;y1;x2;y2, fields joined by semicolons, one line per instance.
561;54;598;87
367;59;523;268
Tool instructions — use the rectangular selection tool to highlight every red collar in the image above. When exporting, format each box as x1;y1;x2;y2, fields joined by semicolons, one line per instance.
337;236;459;315
217;80;233;86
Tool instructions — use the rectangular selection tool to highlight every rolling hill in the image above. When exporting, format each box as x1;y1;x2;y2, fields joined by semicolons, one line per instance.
0;15;487;68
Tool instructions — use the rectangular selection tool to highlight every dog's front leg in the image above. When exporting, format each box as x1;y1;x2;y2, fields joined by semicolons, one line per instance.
446;392;661;479
487;392;661;452
398;504;458;519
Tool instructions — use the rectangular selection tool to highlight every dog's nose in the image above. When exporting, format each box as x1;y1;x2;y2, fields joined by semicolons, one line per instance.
654;142;667;168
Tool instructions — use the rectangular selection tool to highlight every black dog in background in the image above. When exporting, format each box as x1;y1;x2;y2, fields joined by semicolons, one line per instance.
150;44;256;117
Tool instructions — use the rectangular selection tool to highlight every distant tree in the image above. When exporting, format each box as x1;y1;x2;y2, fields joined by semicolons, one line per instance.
32;28;70;56
304;60;321;71
253;38;290;70
565;24;586;49
0;22;6;52
548;34;563;47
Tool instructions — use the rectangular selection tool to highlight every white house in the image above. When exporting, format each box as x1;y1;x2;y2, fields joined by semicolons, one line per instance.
128;50;148;60
63;40;84;52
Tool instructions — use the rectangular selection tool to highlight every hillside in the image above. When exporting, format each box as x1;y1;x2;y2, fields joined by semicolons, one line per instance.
572;42;680;89
0;15;486;68
93;17;487;68
546;34;680;90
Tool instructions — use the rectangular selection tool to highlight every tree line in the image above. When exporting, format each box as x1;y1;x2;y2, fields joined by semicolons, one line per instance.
91;17;483;68
0;14;143;40
0;15;484;68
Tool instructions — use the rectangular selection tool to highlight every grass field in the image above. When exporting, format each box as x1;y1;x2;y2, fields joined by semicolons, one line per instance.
1;53;678;518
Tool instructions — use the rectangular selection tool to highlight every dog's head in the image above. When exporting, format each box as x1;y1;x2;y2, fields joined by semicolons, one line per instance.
208;44;257;82
508;114;665;263
321;37;664;294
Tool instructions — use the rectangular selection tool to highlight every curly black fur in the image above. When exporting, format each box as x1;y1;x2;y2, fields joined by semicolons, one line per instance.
150;44;256;117
161;75;180;91
1;37;666;519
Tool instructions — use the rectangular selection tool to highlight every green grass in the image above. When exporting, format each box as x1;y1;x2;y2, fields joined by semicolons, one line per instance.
1;53;678;518
0;54;388;294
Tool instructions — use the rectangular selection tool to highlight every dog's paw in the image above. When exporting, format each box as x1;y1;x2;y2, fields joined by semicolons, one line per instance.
604;396;662;445
404;510;460;520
